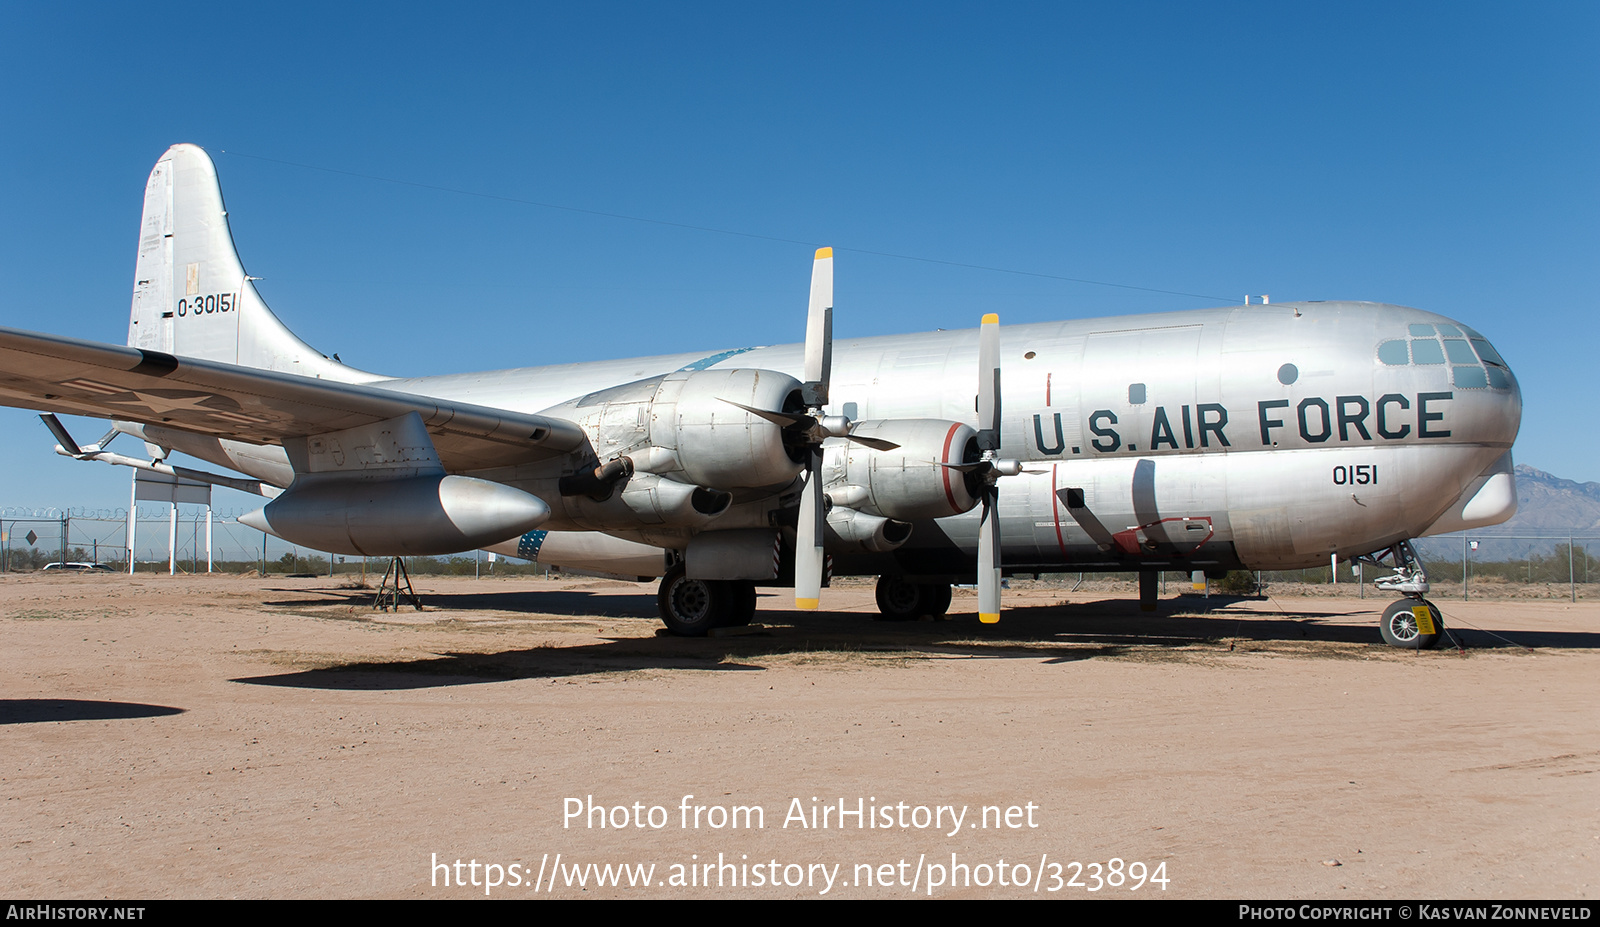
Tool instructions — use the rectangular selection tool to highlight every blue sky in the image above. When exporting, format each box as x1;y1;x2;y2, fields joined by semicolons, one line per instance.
2;1;1596;518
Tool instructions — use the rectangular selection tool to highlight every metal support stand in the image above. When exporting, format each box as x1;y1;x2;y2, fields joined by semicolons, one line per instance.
374;557;422;612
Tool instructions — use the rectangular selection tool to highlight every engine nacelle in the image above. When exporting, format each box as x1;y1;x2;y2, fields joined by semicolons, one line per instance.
824;419;980;521
549;368;804;490
240;474;550;556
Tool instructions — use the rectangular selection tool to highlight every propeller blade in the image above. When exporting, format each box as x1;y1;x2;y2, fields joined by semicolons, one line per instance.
974;312;1004;623
802;247;834;406
843;433;901;452
795;448;826;610
977;312;1001;451
719;398;809;429
977;489;1001;623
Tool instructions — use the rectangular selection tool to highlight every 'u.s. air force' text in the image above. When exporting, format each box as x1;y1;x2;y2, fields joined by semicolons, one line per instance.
1033;391;1456;455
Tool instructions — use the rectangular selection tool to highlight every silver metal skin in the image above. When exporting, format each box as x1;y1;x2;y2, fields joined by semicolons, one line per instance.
0;144;1525;640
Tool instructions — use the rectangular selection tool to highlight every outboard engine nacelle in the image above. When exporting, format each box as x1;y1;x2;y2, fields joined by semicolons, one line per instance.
547;368;806;490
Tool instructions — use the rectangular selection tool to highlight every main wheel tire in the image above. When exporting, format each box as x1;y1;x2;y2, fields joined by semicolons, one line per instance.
658;565;726;636
875;575;922;620
1380;598;1443;650
875;576;951;620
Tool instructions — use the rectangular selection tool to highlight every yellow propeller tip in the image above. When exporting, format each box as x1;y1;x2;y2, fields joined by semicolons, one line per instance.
981;313;999;325
979;612;1000;624
814;247;833;260
797;598;820;610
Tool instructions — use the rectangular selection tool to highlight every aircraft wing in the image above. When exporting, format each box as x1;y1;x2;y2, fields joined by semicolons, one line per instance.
0;326;587;471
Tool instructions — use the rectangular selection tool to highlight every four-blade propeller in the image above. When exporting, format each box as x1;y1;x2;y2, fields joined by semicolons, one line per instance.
783;252;1024;620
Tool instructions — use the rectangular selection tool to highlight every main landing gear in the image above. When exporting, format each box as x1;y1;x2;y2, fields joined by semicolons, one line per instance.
1358;540;1444;650
873;575;953;621
656;570;959;633
656;564;757;636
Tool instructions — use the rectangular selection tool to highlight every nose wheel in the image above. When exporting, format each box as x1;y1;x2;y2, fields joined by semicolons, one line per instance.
1380;598;1443;650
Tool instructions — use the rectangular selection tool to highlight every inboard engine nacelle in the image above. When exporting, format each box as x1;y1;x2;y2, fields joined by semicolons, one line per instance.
240;474;550;557
825;419;981;521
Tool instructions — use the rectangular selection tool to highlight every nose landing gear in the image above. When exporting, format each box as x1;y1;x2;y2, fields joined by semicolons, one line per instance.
1358;540;1444;650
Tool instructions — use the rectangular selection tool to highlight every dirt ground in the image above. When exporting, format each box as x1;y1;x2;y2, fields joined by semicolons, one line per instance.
3;572;1595;899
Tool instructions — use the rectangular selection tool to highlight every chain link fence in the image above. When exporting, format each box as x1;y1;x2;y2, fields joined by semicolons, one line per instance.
0;506;546;576
1022;534;1598;602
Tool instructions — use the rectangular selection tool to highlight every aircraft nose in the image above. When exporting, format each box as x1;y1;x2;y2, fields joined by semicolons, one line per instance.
1454;319;1522;445
1388;311;1521;446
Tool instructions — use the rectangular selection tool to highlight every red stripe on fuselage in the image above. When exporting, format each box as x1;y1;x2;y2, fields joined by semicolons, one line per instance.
940;422;962;514
1051;463;1068;561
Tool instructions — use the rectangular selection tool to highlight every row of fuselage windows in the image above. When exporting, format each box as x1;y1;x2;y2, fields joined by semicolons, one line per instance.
1377;323;1511;390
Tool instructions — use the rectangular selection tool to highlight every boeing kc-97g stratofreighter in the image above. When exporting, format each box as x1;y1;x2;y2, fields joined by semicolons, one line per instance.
0;145;1521;647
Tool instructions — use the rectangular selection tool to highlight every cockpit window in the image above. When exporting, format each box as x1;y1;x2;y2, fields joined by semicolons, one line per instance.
1377;340;1409;365
1443;339;1477;365
1410;339;1445;365
1380;323;1511;389
1470;338;1506;367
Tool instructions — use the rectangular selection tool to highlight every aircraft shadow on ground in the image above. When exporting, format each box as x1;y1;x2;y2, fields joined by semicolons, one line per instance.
259;586;659;618
231;588;1600;691
0;699;186;725
999;596;1600;650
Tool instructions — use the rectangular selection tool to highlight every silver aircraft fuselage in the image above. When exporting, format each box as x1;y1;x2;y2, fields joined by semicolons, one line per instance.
326;298;1519;577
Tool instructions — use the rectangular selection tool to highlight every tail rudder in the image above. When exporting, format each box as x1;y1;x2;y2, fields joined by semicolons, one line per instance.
128;144;378;382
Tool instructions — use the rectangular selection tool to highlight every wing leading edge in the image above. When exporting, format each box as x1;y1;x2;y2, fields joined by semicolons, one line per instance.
0;326;587;472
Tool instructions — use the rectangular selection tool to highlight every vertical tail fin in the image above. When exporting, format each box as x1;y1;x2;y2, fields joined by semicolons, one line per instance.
128;144;378;383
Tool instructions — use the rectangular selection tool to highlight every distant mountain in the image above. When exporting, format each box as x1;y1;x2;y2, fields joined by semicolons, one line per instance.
1497;465;1600;537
